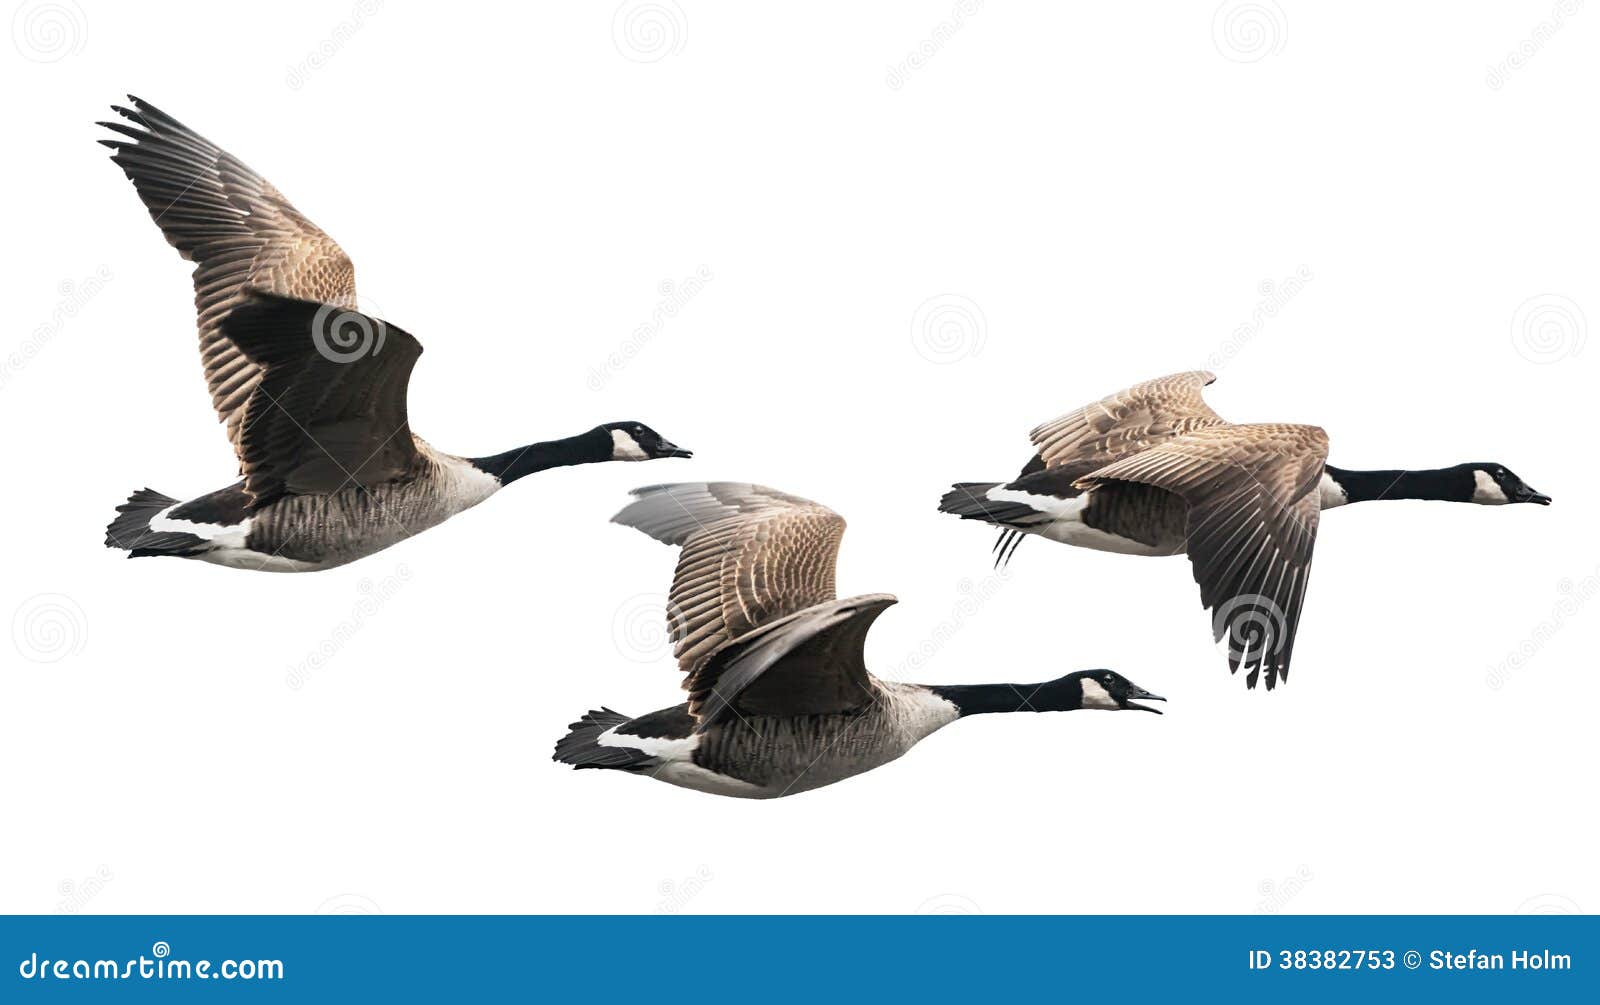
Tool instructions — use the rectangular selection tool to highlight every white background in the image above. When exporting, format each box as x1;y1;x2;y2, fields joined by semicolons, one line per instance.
1;2;1595;915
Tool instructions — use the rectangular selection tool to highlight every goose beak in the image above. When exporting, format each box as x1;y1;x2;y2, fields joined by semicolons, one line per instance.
1518;488;1551;505
1127;686;1166;714
659;441;693;459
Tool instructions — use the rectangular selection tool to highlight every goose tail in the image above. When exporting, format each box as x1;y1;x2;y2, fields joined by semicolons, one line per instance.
104;488;205;557
553;708;642;770
938;482;1044;568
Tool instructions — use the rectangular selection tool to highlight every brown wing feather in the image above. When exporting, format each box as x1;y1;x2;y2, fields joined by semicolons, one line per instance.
1077;423;1330;690
1029;371;1227;478
100;96;357;458
612;484;846;680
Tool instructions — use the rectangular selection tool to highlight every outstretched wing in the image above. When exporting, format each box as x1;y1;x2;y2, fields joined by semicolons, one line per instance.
99;96;357;457
1077;423;1330;690
613;482;867;715
219;291;422;502
1028;371;1228;479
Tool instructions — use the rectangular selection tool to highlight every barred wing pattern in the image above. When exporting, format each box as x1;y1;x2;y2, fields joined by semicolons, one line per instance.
100;96;357;457
1078;423;1330;690
1028;370;1227;478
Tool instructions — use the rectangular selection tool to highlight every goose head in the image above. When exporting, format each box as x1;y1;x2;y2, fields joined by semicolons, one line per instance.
1042;669;1166;713
1465;463;1550;506
604;422;692;462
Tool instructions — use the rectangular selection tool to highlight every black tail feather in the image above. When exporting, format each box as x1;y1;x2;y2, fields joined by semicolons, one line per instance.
104;488;206;557
553;708;646;770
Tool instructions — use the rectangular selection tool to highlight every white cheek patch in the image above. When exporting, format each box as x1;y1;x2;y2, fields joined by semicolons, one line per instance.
610;429;648;461
1473;470;1509;504
1079;678;1119;709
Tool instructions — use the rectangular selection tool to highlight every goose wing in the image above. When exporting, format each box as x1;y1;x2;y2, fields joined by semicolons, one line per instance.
99;96;357;458
613;483;892;723
1076;423;1330;690
218;291;422;502
680;593;895;728
1028;371;1228;478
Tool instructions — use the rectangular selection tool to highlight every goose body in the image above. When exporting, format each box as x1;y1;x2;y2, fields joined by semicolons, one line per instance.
555;483;1162;798
99;97;688;572
940;371;1550;690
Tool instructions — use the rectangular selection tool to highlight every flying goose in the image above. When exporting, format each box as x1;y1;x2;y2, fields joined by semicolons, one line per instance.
98;97;688;572
554;482;1163;798
938;371;1550;690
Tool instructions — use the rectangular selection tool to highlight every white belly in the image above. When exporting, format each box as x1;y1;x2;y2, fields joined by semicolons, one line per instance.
194;548;327;573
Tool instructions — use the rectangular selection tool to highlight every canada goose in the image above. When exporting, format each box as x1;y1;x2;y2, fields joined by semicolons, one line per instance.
938;371;1550;690
554;483;1163;798
98;97;689;572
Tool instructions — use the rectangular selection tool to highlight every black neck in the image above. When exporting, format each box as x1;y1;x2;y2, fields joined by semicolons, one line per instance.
1323;464;1472;504
469;427;612;485
929;681;1077;717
